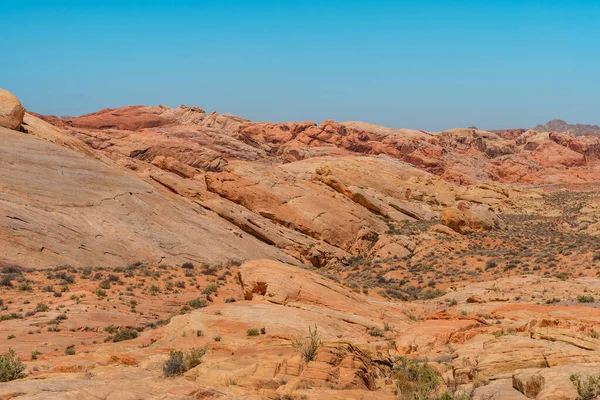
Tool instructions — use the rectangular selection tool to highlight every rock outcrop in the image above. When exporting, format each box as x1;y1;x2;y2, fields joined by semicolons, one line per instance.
0;88;25;130
440;202;501;234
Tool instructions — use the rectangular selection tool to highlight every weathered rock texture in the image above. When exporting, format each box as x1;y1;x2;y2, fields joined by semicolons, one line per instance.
0;88;25;130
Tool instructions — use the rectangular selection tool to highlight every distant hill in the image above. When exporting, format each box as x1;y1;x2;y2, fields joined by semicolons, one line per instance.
533;119;600;136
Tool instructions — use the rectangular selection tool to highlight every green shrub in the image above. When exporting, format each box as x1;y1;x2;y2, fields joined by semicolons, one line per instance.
571;374;600;400
292;325;322;362
0;349;26;382
368;327;385;337
393;357;440;400
578;295;595;303
201;283;219;295
99;281;111;290
163;350;186;377
64;345;76;356
247;328;260;336
419;289;446;299
113;328;139;342
188;298;208;309
36;303;49;312
184;346;207;369
0;313;22;322
149;285;160;295
163;346;207;376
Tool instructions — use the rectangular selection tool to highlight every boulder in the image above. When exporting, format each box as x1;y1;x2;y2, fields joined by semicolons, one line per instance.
512;363;600;400
440;202;501;234
0;88;25;130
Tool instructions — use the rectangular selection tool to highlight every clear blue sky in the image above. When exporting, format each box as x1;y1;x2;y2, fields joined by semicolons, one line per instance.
2;1;599;130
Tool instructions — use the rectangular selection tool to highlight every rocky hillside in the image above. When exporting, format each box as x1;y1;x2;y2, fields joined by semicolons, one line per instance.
534;119;600;137
3;88;600;399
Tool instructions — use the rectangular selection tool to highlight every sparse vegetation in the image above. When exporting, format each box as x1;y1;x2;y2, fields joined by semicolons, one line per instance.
64;345;76;355
163;346;208;377
0;349;26;382
292;325;322;362
188;298;208;309
112;328;139;342
571;374;600;400
578;295;595;303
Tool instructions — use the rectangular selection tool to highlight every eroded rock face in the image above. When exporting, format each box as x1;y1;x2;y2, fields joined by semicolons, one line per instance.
0;88;25;130
440;202;501;234
0;124;298;268
33;101;600;187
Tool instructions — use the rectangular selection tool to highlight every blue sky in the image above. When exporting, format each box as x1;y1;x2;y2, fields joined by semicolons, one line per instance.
2;1;599;130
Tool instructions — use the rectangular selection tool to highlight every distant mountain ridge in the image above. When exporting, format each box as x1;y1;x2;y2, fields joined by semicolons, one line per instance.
533;119;600;136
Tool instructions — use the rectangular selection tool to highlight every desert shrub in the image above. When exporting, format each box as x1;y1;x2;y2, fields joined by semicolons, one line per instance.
181;262;195;270
188;298;208;309
185;346;207;369
368;327;385;337
292;325;322;362
163;346;207;376
175;281;185;289
64;345;76;355
112;328;139;342
419;289;445;300
149;285;160;295
247;328;260;336
485;259;498;269
36;303;49;312
571;374;600;400
578;295;595;303
393;357;441;400
201;283;218;295
1;265;23;274
260;327;266;335
0;313;22;322
18;282;32;291
0;349;26;382
213;335;222;342
0;276;13;287
201;265;219;276
163;350;186;377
